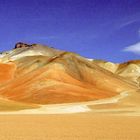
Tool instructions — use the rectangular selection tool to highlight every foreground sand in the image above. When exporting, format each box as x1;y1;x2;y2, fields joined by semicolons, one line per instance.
0;91;140;140
0;113;140;140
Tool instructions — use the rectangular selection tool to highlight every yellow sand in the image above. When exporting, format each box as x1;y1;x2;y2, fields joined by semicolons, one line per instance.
0;114;140;140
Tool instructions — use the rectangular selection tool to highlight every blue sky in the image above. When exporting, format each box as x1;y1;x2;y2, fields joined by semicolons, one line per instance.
0;0;140;62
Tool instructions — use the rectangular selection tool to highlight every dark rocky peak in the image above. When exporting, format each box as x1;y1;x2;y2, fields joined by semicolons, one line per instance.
14;42;37;49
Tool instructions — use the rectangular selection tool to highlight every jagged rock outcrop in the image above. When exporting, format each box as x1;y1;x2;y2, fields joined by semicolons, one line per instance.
15;42;30;49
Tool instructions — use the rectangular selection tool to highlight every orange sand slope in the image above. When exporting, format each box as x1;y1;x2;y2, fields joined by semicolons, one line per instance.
0;42;139;112
0;63;16;84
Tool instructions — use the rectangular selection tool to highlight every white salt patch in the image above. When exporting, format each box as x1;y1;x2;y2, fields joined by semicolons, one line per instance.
87;58;93;61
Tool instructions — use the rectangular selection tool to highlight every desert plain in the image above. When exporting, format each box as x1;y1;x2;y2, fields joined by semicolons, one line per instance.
0;112;140;140
0;91;140;140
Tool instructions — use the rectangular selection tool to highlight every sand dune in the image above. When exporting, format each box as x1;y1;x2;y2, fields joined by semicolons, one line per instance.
0;90;139;115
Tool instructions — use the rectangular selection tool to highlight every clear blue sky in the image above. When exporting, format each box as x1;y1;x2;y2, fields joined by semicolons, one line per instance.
0;0;140;62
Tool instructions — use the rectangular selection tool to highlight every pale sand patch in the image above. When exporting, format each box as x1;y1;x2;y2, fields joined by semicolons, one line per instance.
0;104;91;114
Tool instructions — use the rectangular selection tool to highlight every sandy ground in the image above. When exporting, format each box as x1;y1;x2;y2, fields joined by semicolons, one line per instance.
0;91;140;140
0;114;140;140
